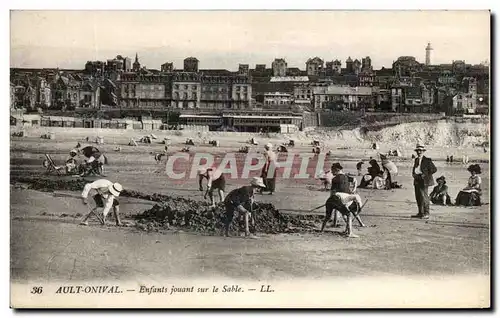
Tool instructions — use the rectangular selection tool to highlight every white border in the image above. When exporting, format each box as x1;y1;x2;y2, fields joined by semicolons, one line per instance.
2;1;498;317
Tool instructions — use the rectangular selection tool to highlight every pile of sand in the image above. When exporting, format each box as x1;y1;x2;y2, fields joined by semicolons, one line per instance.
10;176;322;235
287;121;488;149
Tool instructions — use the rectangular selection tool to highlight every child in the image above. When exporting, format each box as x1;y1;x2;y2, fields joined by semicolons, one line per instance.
356;161;364;176
372;171;386;190
430;176;452;205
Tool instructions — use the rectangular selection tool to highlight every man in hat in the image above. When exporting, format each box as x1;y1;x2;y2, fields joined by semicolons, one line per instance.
411;144;437;219
223;177;266;237
430;176;452;205
260;143;277;195
198;166;226;208
80;179;124;226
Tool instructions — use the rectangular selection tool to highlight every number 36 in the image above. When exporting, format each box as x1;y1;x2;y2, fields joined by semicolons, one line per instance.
31;287;43;294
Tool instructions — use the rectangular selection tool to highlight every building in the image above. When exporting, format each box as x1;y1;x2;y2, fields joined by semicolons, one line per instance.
421;83;436;106
461;77;477;97
425;42;433;66
132;53;141;72
172;72;201;109
85;61;106;76
391;87;404;112
184;57;199;73
393;56;423;77
200;74;232;110
345;57;354;74
312;85;373;110
359;70;375;87
179;110;303;133
101;79;118;106
353;59;362;75
361;56;372;72
238;64;249;76
106;55;132;73
451;77;478;114
231;76;252;110
452;60;466;74
10;83;15;109
79;81;101;108
161;62;174;73
272;58;287;77
117;72;173;109
35;77;52;108
375;88;392;111
293;83;315;104
262;92;294;106
438;71;457;86
453;93;477;114
306;57;324;76
51;75;81;109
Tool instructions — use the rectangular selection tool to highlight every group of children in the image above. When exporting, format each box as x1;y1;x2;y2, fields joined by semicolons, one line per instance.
356;156;401;190
64;144;107;177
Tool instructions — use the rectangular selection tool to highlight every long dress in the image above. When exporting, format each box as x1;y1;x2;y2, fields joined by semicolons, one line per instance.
455;175;482;206
261;150;277;193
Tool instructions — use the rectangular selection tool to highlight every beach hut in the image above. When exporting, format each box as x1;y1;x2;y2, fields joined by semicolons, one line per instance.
100;120;112;129
82;119;93;129
61;116;76;128
40;116;50;127
74;118;84;128
132;120;142;130
21;114;41;127
151;120;163;130
141;119;154;130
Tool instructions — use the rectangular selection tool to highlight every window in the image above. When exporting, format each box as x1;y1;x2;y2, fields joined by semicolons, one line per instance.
193;93;197;99
192;85;197;90
175;84;179;90
184;85;188;90
183;92;188;100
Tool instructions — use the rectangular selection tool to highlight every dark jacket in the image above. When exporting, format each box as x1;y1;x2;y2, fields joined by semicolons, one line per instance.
412;156;437;187
224;186;254;207
430;184;448;198
330;174;351;193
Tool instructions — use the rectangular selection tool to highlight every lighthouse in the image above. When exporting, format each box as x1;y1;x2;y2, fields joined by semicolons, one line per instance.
425;42;433;66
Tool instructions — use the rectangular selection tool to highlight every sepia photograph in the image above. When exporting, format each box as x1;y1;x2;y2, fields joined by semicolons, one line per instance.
9;9;491;308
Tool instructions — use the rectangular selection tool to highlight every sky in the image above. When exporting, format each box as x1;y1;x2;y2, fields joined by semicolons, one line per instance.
10;10;491;71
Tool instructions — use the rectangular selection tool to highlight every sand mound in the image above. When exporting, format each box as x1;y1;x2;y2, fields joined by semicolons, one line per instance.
286;120;488;149
10;176;322;235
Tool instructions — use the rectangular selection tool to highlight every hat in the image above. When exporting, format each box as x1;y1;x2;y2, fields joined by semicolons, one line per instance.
70;149;78;155
467;164;482;174
265;143;273;149
108;183;123;197
414;144;426;152
436;176;446;184
250;177;266;188
331;162;343;170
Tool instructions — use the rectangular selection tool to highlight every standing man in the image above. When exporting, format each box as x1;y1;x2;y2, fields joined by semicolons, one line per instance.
198;167;226;208
223;177;266;237
411;144;437;219
80;179;123;226
261;143;277;195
